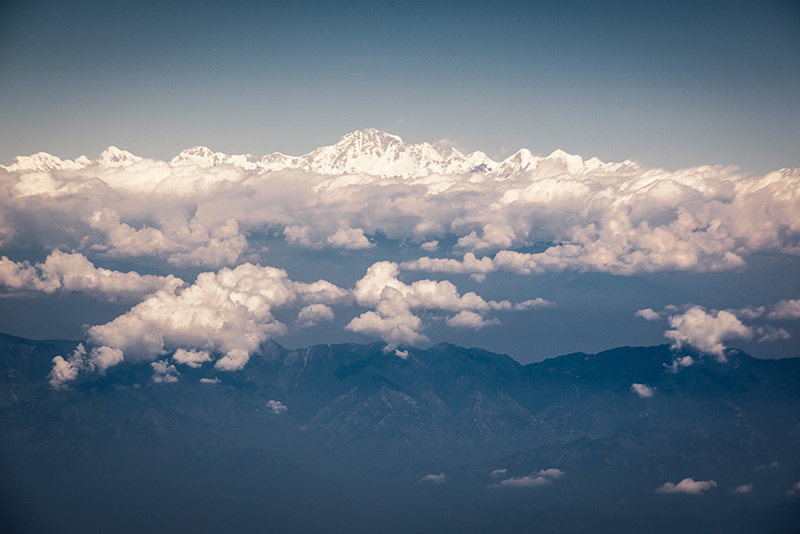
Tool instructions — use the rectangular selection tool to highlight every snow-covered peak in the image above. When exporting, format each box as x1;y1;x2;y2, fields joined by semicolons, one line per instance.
2;152;85;173
300;128;498;178
493;149;541;179
98;146;142;166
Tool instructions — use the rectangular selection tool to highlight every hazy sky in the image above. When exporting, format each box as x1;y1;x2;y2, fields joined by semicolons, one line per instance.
1;1;799;381
1;0;799;173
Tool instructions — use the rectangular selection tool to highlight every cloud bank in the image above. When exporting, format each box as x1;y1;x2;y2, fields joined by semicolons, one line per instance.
2;129;799;279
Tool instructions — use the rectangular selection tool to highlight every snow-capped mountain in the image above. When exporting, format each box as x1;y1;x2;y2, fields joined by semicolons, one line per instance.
1;128;628;180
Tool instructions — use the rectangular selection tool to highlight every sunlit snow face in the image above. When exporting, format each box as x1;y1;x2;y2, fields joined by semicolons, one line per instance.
1;129;799;385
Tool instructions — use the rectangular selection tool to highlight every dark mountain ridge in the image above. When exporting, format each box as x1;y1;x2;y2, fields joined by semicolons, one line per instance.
1;334;799;533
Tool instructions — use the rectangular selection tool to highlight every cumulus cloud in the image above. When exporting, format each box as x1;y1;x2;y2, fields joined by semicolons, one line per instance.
151;360;179;383
490;468;508;478
47;263;348;384
345;261;546;348
731;484;753;494
418;473;447;484
635;308;662;321
172;348;211;368
48;344;124;388
446;311;500;330
266;400;287;414
0;251;183;301
786;481;800;496
631;383;655;398
297;304;335;328
3;133;799;283
657;478;717;494
394;349;409;359
664;306;752;361
325;228;374;249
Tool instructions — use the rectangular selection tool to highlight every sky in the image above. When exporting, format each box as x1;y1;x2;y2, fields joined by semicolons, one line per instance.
1;0;799;173
0;0;799;384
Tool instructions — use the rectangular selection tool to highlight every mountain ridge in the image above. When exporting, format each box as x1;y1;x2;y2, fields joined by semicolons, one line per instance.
1;128;638;180
1;333;799;533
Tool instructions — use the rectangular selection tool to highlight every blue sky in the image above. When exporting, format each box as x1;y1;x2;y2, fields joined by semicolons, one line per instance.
1;0;798;173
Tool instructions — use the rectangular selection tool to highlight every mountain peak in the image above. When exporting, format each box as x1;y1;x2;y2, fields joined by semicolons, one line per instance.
98;146;142;165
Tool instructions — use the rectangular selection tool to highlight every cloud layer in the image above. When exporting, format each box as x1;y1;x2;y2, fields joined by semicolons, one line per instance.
2;130;799;278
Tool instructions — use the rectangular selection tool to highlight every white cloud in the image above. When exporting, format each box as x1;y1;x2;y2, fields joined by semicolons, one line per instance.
297;304;335;328
266;400;288;414
490;468;508;478
172;348;211;368
786;481;800;496
151;360;179;383
45;263;346;382
418;473;447;484
446;311;500;330
420;240;438;252
4;137;799;279
394;349;409;359
768;299;800;320
346;261;544;348
488;468;563;489
631;383;655;398
657;478;717;494
756;325;791;343
199;377;220;384
47;343;124;388
635;308;662;321
664;355;695;373
325;228;374;249
731;484;753;494
664;306;752;361
0;251;183;301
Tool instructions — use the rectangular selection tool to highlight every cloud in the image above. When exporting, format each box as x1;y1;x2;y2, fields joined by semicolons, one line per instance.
488;468;564;489
48;344;124;388
768;299;800;320
199;377;220;384
446;311;500;330
418;473;447;484
420;240;438;252
345;261;545;348
0;251;183;301
631;383;655;398
151;360;179;383
755;325;791;343
635;308;662;321
663;306;752;361
266;400;287;414
664;355;695;373
394;349;409;359
325;228;374;249
731;484;753;494
490;468;508;478
4;135;799;281
297;304;335;328
657;478;717;494
47;263;347;383
172;348;211;368
786;481;800;496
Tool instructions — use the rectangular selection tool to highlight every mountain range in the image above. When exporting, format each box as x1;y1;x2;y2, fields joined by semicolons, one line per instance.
1;332;799;533
2;128;637;180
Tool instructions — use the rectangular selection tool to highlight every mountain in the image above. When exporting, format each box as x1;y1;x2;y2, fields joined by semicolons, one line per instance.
1;335;799;533
1;129;635;180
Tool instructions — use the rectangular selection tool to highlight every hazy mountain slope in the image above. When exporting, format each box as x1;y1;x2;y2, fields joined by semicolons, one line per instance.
1;334;799;533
